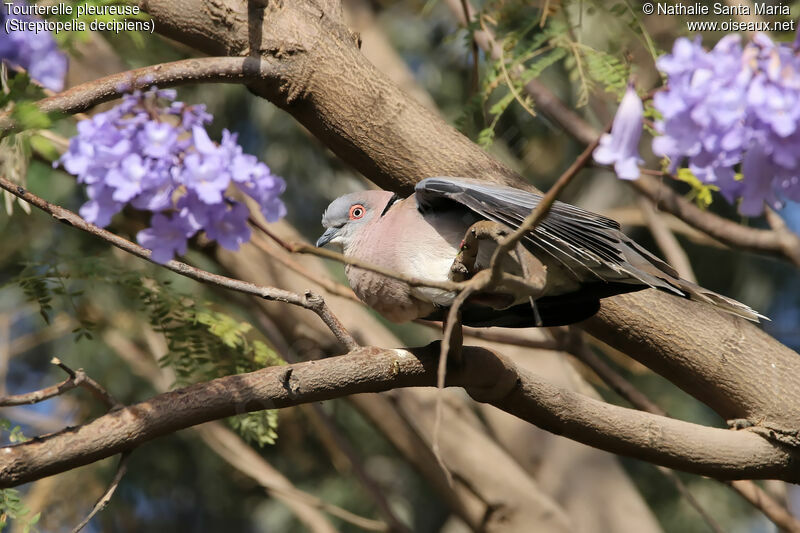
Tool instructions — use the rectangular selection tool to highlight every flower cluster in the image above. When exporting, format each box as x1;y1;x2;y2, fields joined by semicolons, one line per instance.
654;34;800;216
57;88;286;263
0;1;67;91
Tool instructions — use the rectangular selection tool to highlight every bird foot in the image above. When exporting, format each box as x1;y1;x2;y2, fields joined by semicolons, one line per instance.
449;220;510;282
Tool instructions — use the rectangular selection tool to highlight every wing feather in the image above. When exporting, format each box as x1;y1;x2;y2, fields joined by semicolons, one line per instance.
415;176;681;293
414;176;766;322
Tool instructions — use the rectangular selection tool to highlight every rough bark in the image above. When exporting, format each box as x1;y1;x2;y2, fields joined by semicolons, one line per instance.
135;0;800;429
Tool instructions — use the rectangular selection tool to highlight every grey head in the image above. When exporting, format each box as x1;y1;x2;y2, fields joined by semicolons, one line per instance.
316;190;399;250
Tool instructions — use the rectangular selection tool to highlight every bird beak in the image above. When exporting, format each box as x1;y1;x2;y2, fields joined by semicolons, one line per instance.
316;227;340;248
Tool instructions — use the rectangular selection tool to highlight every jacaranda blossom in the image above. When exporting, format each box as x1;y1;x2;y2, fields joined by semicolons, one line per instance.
593;84;644;180
57;88;287;263
653;33;800;216
0;1;67;91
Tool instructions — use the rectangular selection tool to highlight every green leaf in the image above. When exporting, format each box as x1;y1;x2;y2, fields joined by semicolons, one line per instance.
253;341;284;367
676;168;718;209
229;410;279;448
8;426;27;444
477;127;496;148
11;102;52;131
488;91;516;117
196;311;251;348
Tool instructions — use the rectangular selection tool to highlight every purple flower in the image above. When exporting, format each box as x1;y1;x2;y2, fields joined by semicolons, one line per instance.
136;213;196;264
205;202;252;251
57;87;287;263
139;121;179;159
80;184;123;227
593;84;644;180
0;1;68;91
105;154;150;202
652;33;800;215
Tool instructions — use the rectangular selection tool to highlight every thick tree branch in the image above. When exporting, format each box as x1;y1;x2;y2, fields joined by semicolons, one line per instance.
1;345;798;488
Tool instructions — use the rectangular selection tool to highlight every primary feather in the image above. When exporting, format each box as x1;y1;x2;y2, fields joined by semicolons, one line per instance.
415;177;766;322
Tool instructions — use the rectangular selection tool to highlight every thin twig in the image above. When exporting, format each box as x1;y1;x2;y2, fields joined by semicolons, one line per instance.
249;231;360;302
70;451;132;533
658;468;726;533
491;17;537;118
486;132;602;282
0;374;76;407
562;333;663;415
637;196;697;282
307;403;412;533
52;357;122;410
0;177;358;351
432;284;476;488
0;357;120;409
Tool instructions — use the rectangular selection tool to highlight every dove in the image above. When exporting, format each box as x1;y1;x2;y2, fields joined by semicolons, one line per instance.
316;177;765;327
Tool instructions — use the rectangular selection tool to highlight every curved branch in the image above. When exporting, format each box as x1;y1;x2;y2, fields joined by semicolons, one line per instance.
0;57;283;133
1;345;797;488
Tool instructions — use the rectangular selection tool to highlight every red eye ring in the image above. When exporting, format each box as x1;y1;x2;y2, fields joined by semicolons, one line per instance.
349;204;365;220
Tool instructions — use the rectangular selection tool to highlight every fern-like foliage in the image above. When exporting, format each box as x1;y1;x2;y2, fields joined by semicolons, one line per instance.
0;422;38;533
461;0;664;146
7;254;284;446
0;488;39;533
12;262;94;339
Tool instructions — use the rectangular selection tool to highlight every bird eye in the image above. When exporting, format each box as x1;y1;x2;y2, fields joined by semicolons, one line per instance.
349;204;365;220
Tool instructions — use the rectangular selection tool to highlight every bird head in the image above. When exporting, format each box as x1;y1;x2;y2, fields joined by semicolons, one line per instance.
316;190;398;251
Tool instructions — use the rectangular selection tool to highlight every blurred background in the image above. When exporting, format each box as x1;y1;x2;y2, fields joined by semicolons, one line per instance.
2;0;800;531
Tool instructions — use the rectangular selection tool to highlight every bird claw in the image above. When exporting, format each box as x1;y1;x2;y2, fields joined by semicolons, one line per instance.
449;220;510;282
